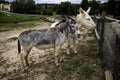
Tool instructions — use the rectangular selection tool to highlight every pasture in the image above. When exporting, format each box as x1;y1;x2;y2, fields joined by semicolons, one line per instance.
0;14;102;80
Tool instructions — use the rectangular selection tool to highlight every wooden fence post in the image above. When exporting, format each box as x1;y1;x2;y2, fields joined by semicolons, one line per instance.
97;12;106;80
105;70;113;80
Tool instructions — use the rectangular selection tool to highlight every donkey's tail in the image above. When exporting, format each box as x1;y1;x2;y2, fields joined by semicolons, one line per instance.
18;39;21;54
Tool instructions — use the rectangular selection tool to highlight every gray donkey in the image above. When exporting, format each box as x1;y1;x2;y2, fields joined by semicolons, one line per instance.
50;16;80;55
18;17;80;66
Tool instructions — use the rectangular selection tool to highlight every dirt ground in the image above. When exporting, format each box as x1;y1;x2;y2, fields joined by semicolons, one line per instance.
0;21;102;80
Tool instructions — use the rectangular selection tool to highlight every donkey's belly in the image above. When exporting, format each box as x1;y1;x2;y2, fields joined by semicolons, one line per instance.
35;44;54;49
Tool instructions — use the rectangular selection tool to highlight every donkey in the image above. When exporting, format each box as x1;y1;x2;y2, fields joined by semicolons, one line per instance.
50;16;80;54
50;7;100;54
50;21;59;28
18;17;80;66
65;7;100;54
67;7;100;54
76;7;100;40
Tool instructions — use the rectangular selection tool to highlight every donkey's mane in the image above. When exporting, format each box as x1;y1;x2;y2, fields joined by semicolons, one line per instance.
55;19;66;26
67;16;76;22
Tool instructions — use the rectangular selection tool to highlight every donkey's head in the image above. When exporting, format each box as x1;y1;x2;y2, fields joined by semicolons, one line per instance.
67;16;81;38
76;7;100;40
76;7;96;29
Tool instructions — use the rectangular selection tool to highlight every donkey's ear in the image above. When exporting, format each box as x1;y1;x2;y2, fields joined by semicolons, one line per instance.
86;7;91;13
79;8;84;14
79;8;85;17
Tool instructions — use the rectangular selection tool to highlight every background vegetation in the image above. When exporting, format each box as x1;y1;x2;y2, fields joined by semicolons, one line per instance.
7;0;119;17
0;0;120;17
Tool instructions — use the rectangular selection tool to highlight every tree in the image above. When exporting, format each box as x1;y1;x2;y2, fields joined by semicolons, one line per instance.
89;0;100;14
11;0;36;14
81;0;89;10
114;2;120;16
99;2;107;14
107;0;115;15
0;0;9;3
36;4;43;14
57;1;76;15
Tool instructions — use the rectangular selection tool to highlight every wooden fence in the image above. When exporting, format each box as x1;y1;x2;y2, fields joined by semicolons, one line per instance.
94;15;120;80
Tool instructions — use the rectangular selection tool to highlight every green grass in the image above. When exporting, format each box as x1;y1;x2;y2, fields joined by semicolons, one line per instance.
78;66;95;80
8;37;18;41
0;14;40;23
0;21;37;28
0;14;43;32
63;57;85;71
79;39;100;60
0;29;9;32
87;40;97;44
0;21;38;32
84;46;97;55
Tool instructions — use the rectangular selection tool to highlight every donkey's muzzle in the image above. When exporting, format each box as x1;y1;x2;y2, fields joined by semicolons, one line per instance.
77;34;81;38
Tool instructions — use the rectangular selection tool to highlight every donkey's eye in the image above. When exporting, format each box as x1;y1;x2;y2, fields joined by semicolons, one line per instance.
87;18;90;20
72;26;74;27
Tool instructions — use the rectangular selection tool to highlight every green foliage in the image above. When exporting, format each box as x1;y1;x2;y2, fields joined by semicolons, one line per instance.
89;0;100;14
81;0;89;10
36;4;43;14
0;0;9;3
11;0;36;14
108;0;115;15
57;2;78;15
9;0;120;16
35;4;54;15
35;1;79;15
43;8;53;15
80;0;108;15
107;0;120;16
99;3;108;14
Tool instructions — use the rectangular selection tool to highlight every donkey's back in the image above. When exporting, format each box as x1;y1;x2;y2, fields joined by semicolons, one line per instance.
18;28;64;50
18;17;75;66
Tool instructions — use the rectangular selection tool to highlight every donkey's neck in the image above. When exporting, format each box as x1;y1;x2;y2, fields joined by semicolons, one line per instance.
58;26;68;36
76;21;82;28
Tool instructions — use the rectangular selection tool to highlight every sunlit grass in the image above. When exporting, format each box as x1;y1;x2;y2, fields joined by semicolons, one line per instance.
0;14;40;23
0;14;43;32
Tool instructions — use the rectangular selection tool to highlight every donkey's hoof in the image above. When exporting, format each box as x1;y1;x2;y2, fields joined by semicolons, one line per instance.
60;58;63;62
56;63;59;66
74;50;77;54
66;51;70;55
67;53;70;55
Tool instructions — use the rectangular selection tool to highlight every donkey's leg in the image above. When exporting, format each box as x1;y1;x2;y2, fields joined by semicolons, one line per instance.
20;52;25;67
66;36;70;55
73;37;77;53
24;48;32;66
54;45;61;66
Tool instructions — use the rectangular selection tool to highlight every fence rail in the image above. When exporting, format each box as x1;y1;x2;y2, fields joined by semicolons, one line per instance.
95;15;120;80
0;10;61;23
